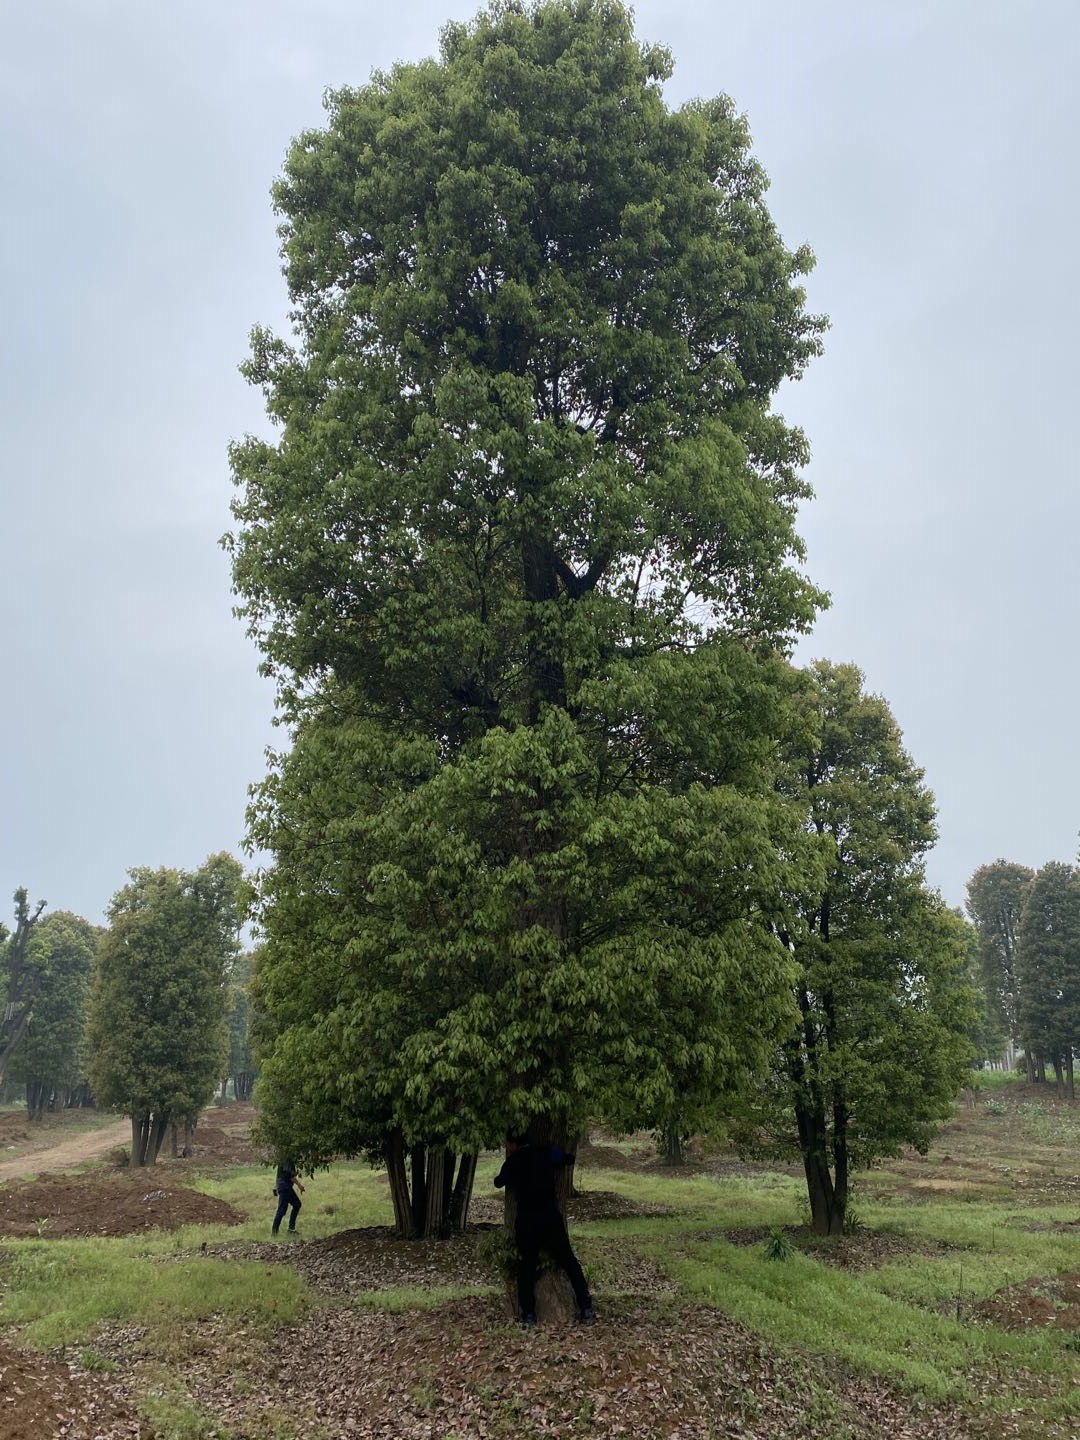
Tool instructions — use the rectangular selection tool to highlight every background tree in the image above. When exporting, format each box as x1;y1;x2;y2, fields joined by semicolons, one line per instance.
0;888;47;1086
86;854;243;1165
230;0;825;1265
1015;862;1080;1096
7;912;99;1118
965;860;1033;1071
758;661;976;1235
226;950;258;1101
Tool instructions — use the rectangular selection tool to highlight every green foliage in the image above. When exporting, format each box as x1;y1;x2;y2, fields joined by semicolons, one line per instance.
2;1238;307;1349
7;911;99;1110
1015;862;1080;1075
226;949;257;1099
756;662;978;1233
85;854;244;1144
230;0;827;1169
763;1226;793;1261
965;860;1033;1048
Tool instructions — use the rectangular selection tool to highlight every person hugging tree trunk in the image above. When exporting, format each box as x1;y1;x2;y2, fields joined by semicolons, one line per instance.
494;1133;594;1328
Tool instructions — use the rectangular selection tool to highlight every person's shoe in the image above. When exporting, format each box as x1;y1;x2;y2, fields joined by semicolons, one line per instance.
271;1228;279;1237
580;1305;597;1324
520;1312;537;1329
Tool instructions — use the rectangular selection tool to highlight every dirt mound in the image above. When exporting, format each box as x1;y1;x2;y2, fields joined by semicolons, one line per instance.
974;1272;1080;1330
0;1337;149;1439
0;1171;244;1238
199;1226;494;1295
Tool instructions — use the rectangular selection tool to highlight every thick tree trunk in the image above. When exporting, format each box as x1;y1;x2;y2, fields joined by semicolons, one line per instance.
1025;1050;1036;1083
1068;1052;1075;1102
131;1114;150;1166
183;1119;195;1156
661;1124;684;1167
501;1119;581;1324
148;1113;168;1164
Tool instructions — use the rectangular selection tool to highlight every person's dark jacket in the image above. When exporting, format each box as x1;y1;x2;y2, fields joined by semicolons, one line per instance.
493;1144;574;1220
274;1162;298;1196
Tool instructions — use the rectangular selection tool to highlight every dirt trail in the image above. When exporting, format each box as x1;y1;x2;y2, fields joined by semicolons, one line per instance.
0;1117;130;1182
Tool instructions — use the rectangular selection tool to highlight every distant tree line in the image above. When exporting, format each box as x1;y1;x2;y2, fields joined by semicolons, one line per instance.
967;859;1080;1095
0;855;257;1163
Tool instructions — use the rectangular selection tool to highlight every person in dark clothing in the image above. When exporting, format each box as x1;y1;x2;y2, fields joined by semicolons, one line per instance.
272;1159;305;1236
494;1135;595;1326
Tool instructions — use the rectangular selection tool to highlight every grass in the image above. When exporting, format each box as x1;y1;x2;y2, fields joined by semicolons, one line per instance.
1;1237;309;1349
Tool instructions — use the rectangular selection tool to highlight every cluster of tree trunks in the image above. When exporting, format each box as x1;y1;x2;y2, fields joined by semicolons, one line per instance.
130;1113;196;1165
24;1081;95;1119
385;1131;477;1238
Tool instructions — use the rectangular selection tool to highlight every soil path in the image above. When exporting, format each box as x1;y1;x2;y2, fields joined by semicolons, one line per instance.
0;1117;130;1183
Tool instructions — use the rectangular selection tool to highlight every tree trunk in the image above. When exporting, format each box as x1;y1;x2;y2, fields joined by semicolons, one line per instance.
1068;1051;1075;1102
131;1114;150;1166
387;1130;417;1238
424;1147;447;1238
410;1144;428;1234
1025;1050;1036;1083
793;1096;845;1236
170;1123;179;1157
501;1119;581;1324
448;1153;477;1232
661;1124;684;1167
148;1113;168;1164
182;1118;195;1156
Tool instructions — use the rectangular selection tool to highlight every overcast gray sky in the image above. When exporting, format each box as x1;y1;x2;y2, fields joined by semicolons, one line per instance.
2;0;1077;924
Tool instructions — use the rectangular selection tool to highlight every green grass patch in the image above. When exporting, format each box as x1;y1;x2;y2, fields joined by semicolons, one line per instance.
656;1235;1075;1406
193;1159;395;1238
0;1237;309;1348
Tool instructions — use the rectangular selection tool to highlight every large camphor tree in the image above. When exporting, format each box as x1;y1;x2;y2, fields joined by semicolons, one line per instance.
761;662;976;1235
86;854;244;1165
230;0;826;1254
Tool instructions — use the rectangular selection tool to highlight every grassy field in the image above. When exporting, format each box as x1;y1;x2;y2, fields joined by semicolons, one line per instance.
4;1078;1080;1437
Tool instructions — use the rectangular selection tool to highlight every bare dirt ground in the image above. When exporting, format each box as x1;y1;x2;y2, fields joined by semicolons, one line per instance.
0;1171;244;1238
0;1113;131;1182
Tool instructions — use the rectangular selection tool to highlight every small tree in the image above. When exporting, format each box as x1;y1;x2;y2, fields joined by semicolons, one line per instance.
763;662;976;1235
226;950;258;1101
0;889;47;1086
966;860;1033;1069
1015;862;1080;1096
86;855;243;1165
7;912;98;1118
